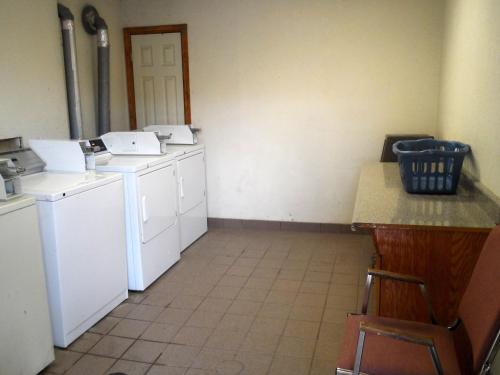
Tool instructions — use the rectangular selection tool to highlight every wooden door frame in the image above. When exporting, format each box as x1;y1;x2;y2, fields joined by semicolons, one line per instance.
123;24;191;130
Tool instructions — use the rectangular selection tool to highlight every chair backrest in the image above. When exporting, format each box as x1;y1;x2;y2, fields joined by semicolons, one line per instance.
458;225;500;373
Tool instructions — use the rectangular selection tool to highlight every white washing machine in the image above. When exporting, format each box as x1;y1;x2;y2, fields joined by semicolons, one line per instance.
0;196;54;374
95;153;180;291
163;144;208;251
20;171;128;347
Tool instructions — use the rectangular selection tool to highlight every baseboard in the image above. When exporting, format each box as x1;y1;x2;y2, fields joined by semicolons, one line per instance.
207;218;367;234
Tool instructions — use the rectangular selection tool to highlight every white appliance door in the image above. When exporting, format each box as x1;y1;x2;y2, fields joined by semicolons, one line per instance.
138;164;177;243
47;179;127;345
0;204;54;374
178;152;206;214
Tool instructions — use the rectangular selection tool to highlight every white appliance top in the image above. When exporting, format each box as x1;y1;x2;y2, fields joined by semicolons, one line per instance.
21;171;122;202
163;144;205;157
0;195;35;216
94;153;176;173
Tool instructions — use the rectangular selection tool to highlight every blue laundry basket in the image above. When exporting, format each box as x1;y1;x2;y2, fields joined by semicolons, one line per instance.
392;139;470;194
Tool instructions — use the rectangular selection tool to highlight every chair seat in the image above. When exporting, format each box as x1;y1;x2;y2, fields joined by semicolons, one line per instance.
336;314;462;375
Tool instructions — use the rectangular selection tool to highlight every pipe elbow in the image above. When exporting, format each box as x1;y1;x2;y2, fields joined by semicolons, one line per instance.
57;3;74;21
94;16;108;30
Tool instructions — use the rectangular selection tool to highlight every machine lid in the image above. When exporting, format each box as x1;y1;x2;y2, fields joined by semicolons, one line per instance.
95;153;175;173
21;171;122;202
101;132;165;156
0;195;36;216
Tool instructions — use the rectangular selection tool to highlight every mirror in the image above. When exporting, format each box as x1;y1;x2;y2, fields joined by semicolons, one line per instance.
124;24;191;130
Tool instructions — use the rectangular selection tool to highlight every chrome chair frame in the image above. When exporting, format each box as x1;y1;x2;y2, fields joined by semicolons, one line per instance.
335;268;500;375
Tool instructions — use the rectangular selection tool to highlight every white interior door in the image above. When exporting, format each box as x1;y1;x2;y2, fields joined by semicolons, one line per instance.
132;33;185;128
178;152;206;214
138;164;177;243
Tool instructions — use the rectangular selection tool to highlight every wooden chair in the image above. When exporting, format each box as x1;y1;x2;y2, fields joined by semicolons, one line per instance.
336;225;500;375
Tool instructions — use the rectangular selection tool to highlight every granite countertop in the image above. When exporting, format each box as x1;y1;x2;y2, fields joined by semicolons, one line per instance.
352;163;499;229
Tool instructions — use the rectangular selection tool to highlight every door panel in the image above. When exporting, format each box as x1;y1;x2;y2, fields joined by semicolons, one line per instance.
178;152;206;214
142;76;156;124
138;165;177;243
132;33;184;128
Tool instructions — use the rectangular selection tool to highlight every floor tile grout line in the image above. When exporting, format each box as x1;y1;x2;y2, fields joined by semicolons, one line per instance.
151;240;249;369
242;239;285;375
215;241;272;369
263;240;313;375
308;251;338;375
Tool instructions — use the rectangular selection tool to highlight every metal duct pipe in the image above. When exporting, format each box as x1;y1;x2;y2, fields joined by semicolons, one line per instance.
96;24;110;136
82;6;110;136
57;4;83;140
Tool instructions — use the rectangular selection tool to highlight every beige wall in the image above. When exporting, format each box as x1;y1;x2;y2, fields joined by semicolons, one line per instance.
0;0;128;143
1;0;454;224
122;0;445;223
0;0;69;140
439;0;500;197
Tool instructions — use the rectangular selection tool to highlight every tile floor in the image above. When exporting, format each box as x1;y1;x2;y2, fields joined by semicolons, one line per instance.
42;228;374;375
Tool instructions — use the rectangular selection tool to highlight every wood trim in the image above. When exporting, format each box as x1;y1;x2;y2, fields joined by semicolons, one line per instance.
180;26;191;125
123;30;136;130
207;218;364;234
123;24;191;130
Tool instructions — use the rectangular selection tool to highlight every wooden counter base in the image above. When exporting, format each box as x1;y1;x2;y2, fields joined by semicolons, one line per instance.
371;225;490;325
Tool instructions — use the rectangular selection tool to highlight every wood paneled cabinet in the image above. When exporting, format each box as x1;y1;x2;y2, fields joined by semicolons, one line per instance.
369;225;490;325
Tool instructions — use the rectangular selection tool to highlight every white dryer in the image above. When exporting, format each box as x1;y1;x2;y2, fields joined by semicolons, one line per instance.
95;153;180;291
141;125;207;251
20;171;128;347
163;144;208;251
